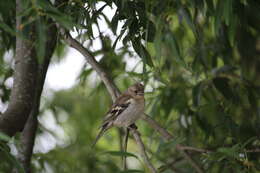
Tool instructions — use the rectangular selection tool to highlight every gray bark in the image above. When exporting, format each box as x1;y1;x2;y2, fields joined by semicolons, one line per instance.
17;21;57;173
0;0;38;137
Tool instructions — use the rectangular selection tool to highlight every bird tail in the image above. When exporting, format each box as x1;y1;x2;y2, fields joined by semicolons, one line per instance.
91;124;109;147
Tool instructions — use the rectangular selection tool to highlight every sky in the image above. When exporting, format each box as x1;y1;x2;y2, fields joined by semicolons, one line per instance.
45;48;85;90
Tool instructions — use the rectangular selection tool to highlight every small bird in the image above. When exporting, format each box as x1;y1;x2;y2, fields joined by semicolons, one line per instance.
92;82;145;147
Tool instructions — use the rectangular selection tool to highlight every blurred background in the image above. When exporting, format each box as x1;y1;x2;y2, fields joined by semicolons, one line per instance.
0;0;260;172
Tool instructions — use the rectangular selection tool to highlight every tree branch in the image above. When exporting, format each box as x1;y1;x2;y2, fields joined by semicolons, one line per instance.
177;150;204;173
130;128;157;173
16;21;58;173
177;146;211;153
158;157;184;173
0;0;38;137
123;128;129;170
62;32;120;102
245;148;260;153
142;113;173;140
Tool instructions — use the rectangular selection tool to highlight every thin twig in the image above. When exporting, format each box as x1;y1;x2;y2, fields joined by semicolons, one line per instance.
158;157;184;173
117;128;124;167
130;128;157;173
245;148;260;153
177;146;211;153
176;145;260;154
177;149;204;173
123;128;129;170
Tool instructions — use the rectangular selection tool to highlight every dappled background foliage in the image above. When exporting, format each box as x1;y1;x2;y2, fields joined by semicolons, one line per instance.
0;0;260;172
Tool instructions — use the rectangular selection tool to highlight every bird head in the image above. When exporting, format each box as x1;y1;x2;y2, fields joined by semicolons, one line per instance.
127;82;144;98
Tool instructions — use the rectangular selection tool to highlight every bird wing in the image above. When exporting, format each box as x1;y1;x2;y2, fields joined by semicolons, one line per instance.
92;94;132;147
102;94;132;126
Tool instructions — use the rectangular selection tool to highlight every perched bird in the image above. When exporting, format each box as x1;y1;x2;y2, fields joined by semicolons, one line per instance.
92;82;145;147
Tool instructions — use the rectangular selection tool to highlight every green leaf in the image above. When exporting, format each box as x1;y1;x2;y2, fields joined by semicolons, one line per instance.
212;77;237;102
214;0;224;35
111;12;120;34
78;68;93;84
35;18;47;64
180;7;197;36
135;1;146;26
0;145;25;173
17;7;33;17
128;18;139;38
36;0;77;29
142;21;156;42
223;0;233;26
241;137;256;148
0;132;11;142
131;38;154;67
47;13;76;30
165;32;180;59
140;45;154;67
193;81;205;107
102;151;139;159
164;32;187;68
0;22;16;36
217;145;240;159
228;15;237;46
247;86;257;112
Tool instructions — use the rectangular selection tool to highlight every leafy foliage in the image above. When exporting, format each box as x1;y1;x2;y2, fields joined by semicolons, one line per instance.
0;0;259;172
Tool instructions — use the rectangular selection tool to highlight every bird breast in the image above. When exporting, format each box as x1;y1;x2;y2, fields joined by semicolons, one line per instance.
113;98;144;127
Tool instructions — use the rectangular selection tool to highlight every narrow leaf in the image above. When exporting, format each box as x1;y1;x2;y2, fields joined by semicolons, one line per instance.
212;77;237;102
131;38;154;67
0;146;25;173
193;81;204;107
0;132;11;142
36;18;47;64
0;22;16;36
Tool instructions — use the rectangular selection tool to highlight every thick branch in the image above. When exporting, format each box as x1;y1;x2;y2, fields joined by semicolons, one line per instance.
0;0;38;137
17;22;58;173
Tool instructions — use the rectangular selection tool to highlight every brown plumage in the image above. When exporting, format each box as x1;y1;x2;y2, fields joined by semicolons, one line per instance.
92;83;145;147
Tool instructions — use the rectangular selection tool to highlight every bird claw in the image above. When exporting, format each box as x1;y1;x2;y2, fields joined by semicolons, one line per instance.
128;123;138;130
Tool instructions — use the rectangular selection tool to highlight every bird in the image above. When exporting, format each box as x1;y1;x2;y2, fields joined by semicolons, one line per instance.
92;82;145;147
